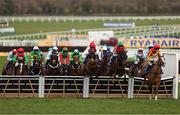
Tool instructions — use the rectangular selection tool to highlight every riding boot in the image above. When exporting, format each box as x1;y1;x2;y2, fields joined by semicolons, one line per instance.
130;65;136;75
145;65;151;75
108;56;115;66
45;60;50;68
83;57;87;64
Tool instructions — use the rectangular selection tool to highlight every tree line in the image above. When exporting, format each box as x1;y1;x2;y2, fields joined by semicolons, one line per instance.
0;0;180;15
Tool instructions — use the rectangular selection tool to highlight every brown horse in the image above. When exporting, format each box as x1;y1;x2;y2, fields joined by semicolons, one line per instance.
44;54;62;76
29;55;43;75
128;59;147;78
98;53;111;76
82;51;99;77
14;57;28;75
70;55;82;76
146;55;165;100
2;61;14;75
109;52;128;80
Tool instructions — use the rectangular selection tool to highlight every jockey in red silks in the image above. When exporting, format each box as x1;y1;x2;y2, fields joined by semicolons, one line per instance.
82;41;100;64
59;47;70;65
108;41;127;65
145;44;163;74
12;48;29;66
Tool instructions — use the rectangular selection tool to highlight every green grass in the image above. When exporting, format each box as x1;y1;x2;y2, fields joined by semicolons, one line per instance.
0;86;179;114
8;19;180;35
10;21;103;35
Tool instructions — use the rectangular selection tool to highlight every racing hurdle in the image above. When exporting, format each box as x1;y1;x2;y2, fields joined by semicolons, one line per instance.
0;53;178;99
0;75;177;99
128;52;179;99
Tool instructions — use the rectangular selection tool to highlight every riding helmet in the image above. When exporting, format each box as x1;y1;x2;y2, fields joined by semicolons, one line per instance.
17;48;24;53
89;41;96;48
33;46;39;50
154;44;160;49
118;41;124;47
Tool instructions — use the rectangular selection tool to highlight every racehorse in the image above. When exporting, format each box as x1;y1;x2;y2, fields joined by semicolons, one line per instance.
109;52;128;81
29;55;43;75
44;54;62;75
2;61;14;75
128;59;146;77
14;56;28;75
145;55;165;100
61;63;71;76
70;55;82;76
82;51;99;77
98;53;111;76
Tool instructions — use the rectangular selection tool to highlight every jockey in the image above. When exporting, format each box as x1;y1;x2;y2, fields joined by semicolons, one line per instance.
100;45;108;59
12;48;29;66
134;47;146;64
82;41;100;64
145;44;162;74
45;46;59;66
129;47;146;75
108;41;127;65
6;49;17;68
59;47;70;65
70;49;83;64
30;46;43;66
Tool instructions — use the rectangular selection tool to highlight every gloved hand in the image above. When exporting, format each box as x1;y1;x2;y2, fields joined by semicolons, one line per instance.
15;62;19;67
134;61;138;65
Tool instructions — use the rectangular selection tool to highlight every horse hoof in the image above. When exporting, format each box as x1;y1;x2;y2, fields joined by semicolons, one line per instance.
149;96;152;100
155;95;157;100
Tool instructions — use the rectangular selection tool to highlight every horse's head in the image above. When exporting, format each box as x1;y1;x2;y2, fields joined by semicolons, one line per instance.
117;53;126;64
32;55;41;67
152;54;165;67
86;51;98;69
158;55;166;67
50;54;58;66
102;53;110;64
33;55;38;60
17;56;24;63
73;55;79;63
88;51;97;64
71;55;80;69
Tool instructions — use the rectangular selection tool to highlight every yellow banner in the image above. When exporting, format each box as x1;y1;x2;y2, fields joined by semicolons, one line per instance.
122;38;180;48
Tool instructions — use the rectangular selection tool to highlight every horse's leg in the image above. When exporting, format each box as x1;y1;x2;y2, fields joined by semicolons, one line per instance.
95;67;99;78
149;82;153;100
155;81;160;101
2;66;7;75
123;74;126;83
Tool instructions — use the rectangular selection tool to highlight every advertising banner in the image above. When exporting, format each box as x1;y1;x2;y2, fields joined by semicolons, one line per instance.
122;38;180;48
104;22;135;28
0;27;15;34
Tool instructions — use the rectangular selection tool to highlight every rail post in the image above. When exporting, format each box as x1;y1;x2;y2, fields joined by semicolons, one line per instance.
128;76;134;98
38;76;45;98
83;76;89;98
172;76;178;99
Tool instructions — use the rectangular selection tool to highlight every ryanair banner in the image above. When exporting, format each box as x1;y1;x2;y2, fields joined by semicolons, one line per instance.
121;38;180;48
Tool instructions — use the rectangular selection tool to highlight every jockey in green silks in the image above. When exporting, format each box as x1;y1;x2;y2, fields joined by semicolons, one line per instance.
30;46;43;66
70;49;83;64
